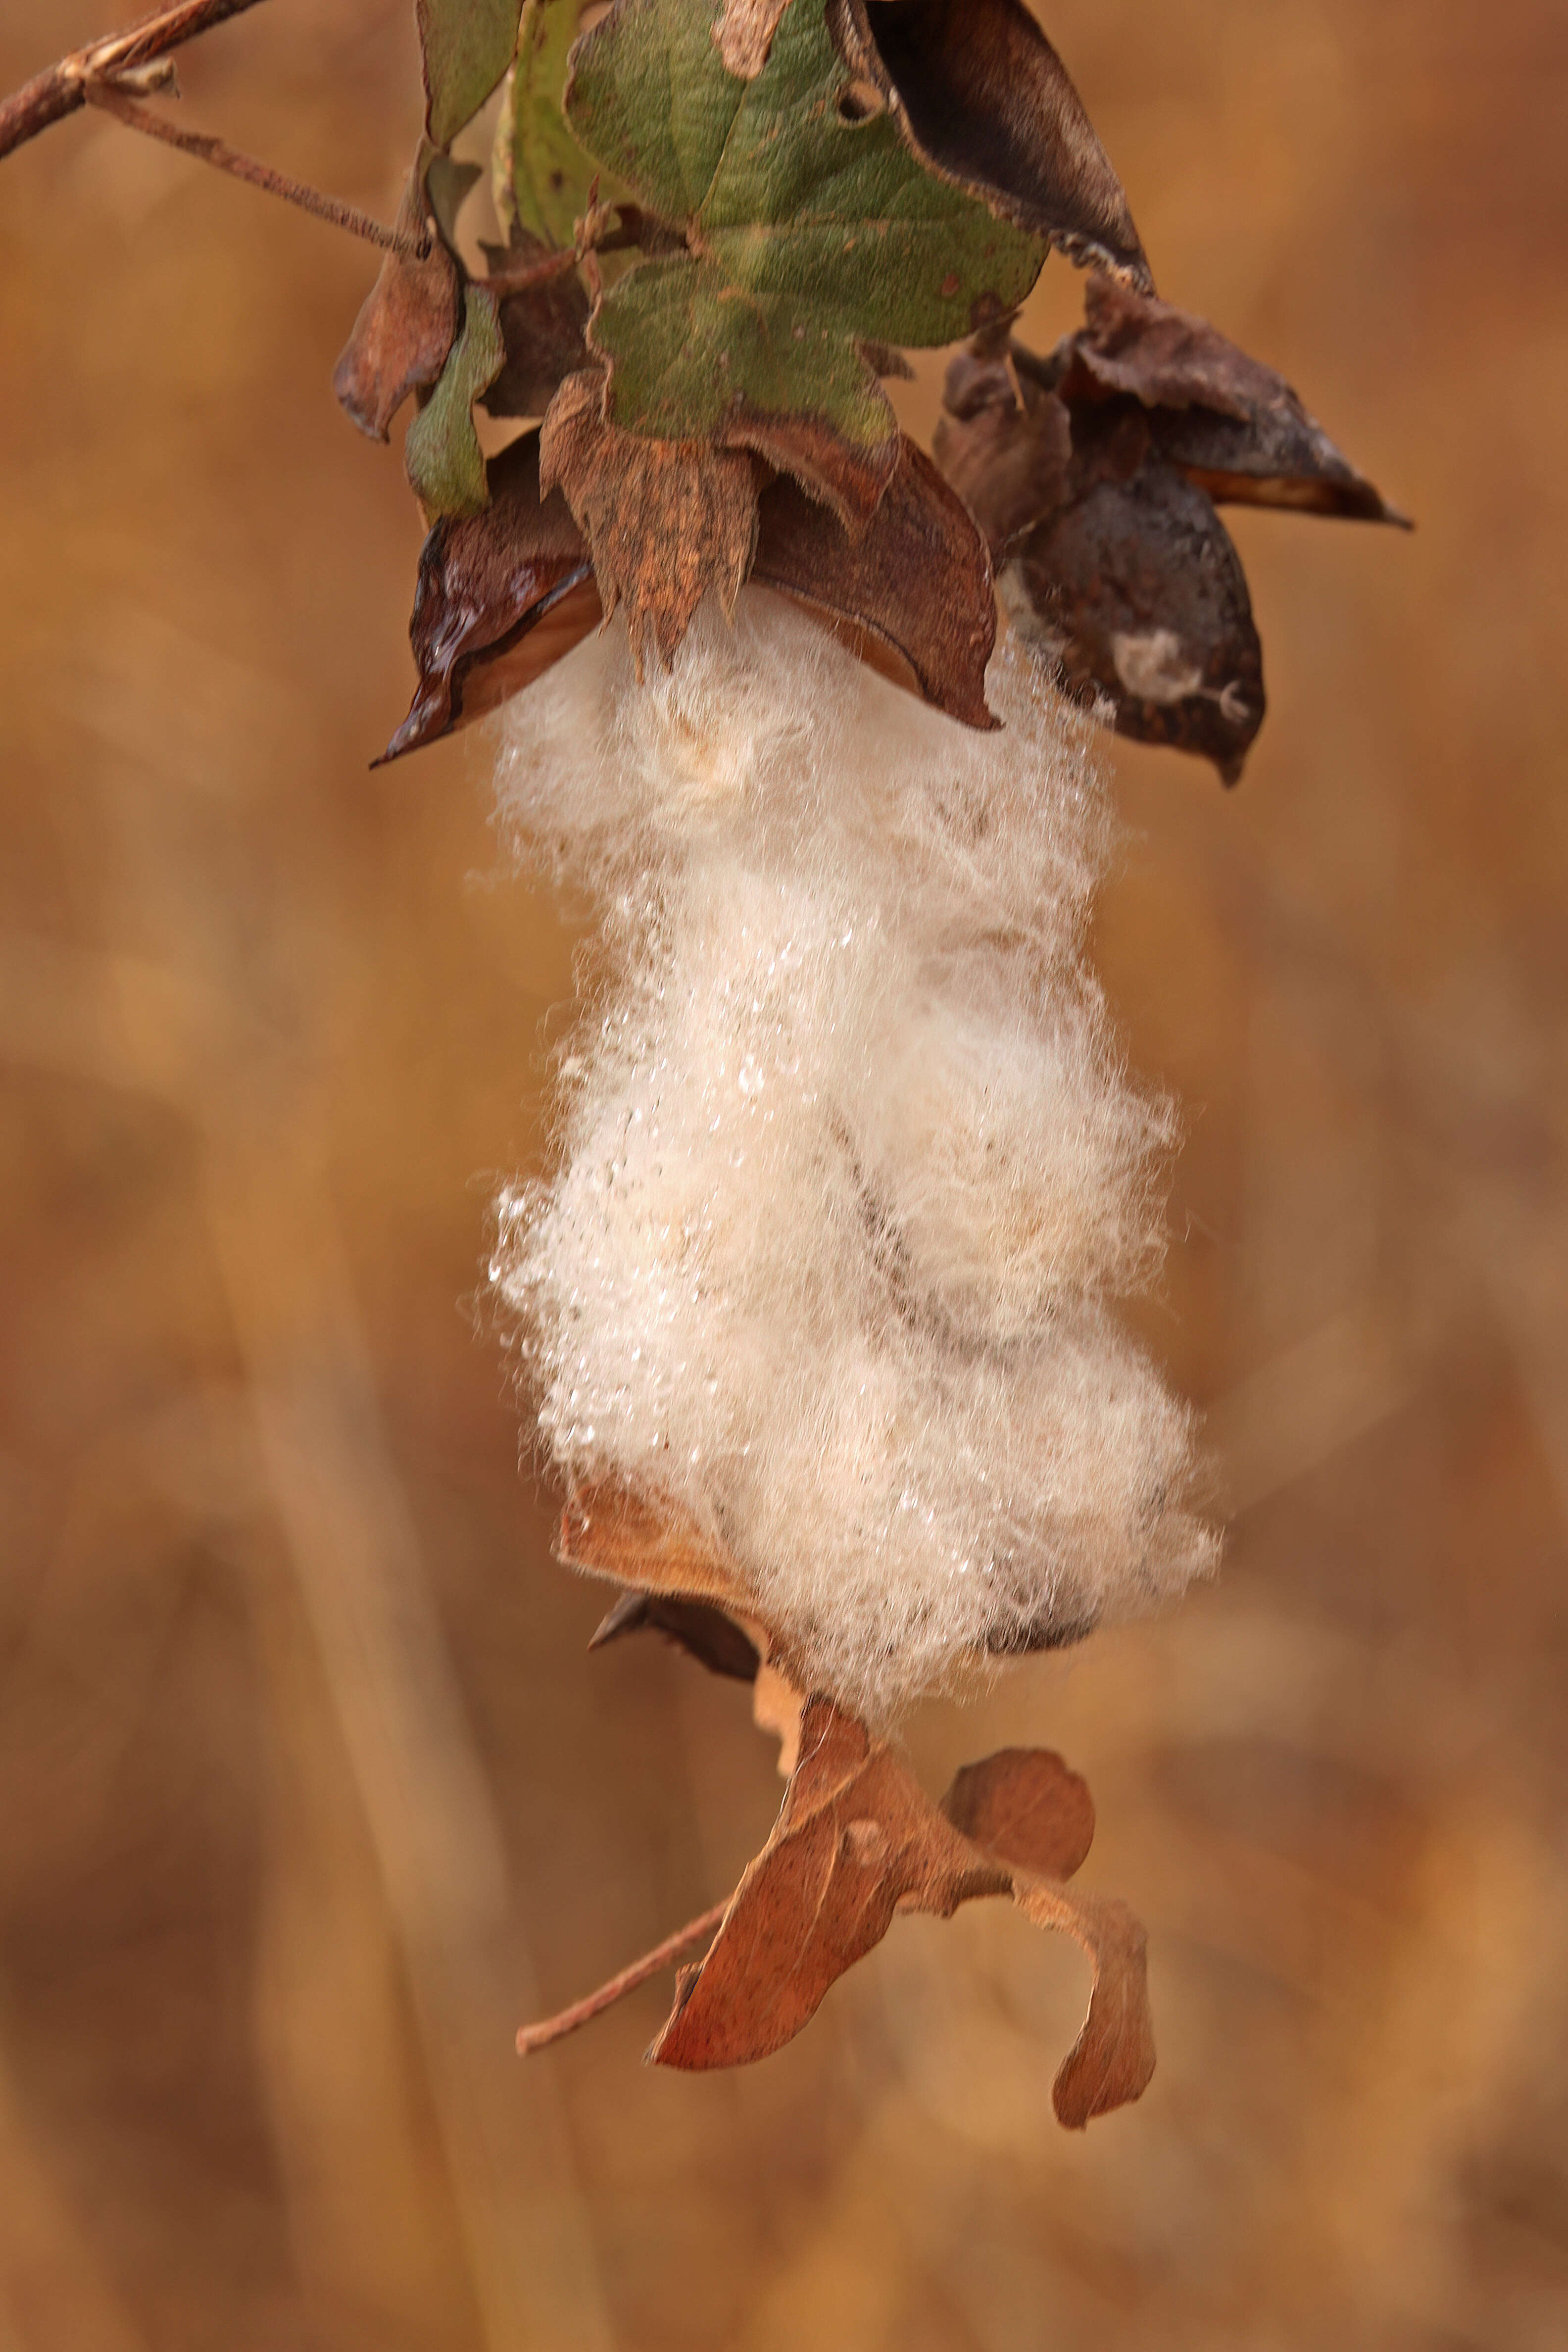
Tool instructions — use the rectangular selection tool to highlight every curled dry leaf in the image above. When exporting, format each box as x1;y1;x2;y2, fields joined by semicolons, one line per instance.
932;346;1071;556
1062;276;1411;525
752;437;999;728
541;368;760;669
1002;455;1264;783
588;1588;762;1683
333;184;458;444
936;278;1407;777
380;429;597;763
557;1482;759;1619
650;1694;1155;2128
835;0;1151;291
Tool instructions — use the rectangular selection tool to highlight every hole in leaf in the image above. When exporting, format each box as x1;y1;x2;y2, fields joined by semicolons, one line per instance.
836;78;886;123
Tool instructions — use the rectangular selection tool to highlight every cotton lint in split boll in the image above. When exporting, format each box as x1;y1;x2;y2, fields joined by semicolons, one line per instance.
489;590;1217;1720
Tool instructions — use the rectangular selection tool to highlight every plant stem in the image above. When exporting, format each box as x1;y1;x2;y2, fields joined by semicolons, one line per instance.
86;84;424;256
0;0;271;163
515;1899;730;2057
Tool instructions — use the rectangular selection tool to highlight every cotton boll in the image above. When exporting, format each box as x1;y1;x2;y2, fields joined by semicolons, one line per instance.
851;974;1176;1339
491;591;1215;1718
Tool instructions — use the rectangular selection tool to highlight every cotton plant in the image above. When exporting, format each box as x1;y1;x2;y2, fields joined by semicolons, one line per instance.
0;0;1405;2126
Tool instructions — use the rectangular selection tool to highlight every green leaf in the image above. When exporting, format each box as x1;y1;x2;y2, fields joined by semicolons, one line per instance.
564;0;1046;503
418;0;524;151
494;0;632;249
405;283;506;520
423;149;483;248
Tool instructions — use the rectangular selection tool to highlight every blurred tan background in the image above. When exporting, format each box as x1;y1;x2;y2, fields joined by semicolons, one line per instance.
1;2;1567;2346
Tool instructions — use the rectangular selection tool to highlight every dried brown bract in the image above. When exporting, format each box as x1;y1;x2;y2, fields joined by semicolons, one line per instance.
541;369;762;671
381;429;597;762
937;276;1407;778
332;186;459;443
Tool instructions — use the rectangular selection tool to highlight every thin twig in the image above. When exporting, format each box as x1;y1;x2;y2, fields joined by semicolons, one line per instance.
0;0;270;163
516;1899;731;2057
86;83;424;256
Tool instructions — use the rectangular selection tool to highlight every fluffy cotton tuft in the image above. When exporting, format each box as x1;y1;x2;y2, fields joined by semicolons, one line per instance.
489;592;1215;1717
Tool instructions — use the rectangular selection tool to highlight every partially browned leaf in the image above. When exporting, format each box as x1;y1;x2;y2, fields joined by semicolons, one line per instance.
753;438;999;729
1003;456;1264;783
713;0;792;78
1062;275;1411;524
931;347;1072;556
540;369;761;669
333;196;458;444
479;234;590;420
379;428;598;763
651;1695;1156;2126
942;1747;1095;1878
833;0;1152;291
588;1589;761;1683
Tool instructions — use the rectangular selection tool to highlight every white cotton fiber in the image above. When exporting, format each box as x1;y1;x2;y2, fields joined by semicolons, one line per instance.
489;591;1215;1717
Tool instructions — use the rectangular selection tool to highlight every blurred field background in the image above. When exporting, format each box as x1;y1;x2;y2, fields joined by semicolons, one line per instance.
1;2;1567;2346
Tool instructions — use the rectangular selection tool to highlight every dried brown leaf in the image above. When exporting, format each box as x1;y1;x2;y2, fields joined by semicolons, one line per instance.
941;1747;1095;1879
932;348;1072;556
1063;275;1411;524
540;369;761;670
650;1694;1156;2126
753;437;999;729
588;1589;761;1683
379;428;598;763
1003;455;1264;783
478;235;590;420
650;1698;1007;2070
333;194;459;444
1012;1875;1156;2128
557;1483;758;1619
834;0;1151;291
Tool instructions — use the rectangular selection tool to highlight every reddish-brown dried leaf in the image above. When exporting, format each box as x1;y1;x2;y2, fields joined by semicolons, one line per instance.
333;201;459;444
753;438;999;729
932;347;1072;556
1004;458;1264;783
588;1589;761;1684
651;1695;1156;2126
479;235;590;421
379;428;597;763
650;1699;1007;2069
540;369;762;670
1062;275;1410;524
557;1483;759;1619
1011;1875;1156;2128
941;1747;1095;1879
835;0;1151;291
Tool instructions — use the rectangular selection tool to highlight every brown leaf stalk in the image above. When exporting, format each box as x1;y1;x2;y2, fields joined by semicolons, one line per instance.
516;1900;731;2057
85;83;424;257
0;0;271;163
